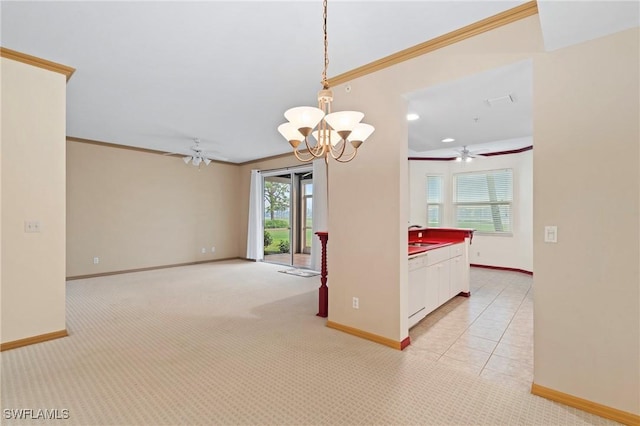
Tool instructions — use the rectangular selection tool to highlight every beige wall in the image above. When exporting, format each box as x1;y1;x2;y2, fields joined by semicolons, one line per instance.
1;58;67;343
66;141;241;277
533;28;639;414
409;149;534;272
327;16;639;414
328;15;542;344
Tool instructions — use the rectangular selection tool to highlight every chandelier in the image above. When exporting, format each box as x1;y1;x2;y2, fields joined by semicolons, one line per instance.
277;0;375;163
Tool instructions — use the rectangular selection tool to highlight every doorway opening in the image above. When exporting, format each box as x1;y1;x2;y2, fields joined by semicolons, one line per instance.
262;167;313;269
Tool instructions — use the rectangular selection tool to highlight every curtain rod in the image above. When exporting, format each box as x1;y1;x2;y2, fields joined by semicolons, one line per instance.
256;164;314;174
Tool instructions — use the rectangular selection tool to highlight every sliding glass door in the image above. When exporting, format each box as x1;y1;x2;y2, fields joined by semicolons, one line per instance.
262;167;312;268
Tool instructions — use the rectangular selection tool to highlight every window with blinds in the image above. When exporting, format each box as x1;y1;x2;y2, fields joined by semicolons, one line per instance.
426;175;443;227
453;169;513;233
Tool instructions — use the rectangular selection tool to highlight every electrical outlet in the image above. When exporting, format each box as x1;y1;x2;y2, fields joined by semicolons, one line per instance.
93;257;99;264
352;297;359;309
477;251;480;257
418;232;422;238
24;220;41;233
211;247;216;253
201;248;206;254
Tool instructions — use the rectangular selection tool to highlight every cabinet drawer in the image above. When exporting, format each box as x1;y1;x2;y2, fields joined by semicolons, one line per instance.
451;243;464;258
426;246;450;266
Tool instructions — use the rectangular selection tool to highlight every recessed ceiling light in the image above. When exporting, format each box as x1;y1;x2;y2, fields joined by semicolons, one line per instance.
407;113;420;121
442;137;455;143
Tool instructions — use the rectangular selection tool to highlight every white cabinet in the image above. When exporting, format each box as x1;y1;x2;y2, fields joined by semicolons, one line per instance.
408;242;470;329
425;246;452;309
450;256;464;296
408;255;427;328
424;262;440;315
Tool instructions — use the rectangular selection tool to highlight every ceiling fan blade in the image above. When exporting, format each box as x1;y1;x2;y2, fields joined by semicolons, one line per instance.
204;154;230;162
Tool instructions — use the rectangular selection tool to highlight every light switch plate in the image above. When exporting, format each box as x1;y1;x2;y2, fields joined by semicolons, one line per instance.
544;226;558;243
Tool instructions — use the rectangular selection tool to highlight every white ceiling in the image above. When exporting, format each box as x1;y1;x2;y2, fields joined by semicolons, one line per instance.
406;59;532;157
1;1;637;163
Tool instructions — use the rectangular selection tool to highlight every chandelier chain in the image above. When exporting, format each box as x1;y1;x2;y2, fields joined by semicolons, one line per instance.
322;0;329;89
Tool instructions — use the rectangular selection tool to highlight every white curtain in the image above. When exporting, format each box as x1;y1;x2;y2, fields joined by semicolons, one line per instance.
311;159;328;271
246;169;263;261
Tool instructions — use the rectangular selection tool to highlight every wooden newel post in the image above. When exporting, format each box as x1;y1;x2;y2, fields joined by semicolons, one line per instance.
315;231;328;318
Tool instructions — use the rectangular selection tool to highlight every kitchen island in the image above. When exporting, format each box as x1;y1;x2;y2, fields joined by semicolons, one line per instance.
408;228;474;328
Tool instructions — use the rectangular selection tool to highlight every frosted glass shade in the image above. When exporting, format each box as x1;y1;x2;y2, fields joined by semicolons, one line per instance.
183;156;192;164
284;107;324;131
277;123;304;142
324;111;364;133
349;123;375;142
311;129;341;146
203;158;212;166
193;157;202;166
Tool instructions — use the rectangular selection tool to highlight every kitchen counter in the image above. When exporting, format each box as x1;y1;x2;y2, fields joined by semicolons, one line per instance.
408;227;474;257
408;242;452;256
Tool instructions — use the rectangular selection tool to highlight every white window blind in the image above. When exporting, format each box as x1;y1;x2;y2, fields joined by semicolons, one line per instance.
454;169;513;233
426;175;443;227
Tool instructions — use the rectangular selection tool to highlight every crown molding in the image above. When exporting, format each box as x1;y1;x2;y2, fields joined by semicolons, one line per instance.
0;47;75;82
67;136;236;166
409;145;532;161
327;1;538;87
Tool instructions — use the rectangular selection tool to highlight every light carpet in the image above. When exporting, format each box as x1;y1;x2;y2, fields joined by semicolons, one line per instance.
1;260;619;425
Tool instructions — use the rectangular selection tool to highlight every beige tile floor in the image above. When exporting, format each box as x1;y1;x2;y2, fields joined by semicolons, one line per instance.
408;267;533;392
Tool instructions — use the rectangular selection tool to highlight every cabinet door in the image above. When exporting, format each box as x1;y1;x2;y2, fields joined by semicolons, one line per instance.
437;261;451;305
408;262;426;317
450;256;463;296
425;264;440;315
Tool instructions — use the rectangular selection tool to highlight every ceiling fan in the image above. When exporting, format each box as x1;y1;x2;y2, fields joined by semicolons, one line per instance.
455;145;486;163
166;138;228;167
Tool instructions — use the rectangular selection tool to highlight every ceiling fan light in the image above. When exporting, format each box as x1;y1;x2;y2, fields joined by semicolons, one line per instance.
455;157;462;162
349;123;375;143
324;111;364;134
193;157;202;166
183;156;192;164
203;158;212;166
442;137;455;143
284;107;325;133
465;157;472;163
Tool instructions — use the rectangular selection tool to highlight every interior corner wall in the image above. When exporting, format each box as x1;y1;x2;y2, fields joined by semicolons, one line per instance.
66;141;241;277
533;27;639;415
326;15;543;345
326;14;639;415
1;57;67;343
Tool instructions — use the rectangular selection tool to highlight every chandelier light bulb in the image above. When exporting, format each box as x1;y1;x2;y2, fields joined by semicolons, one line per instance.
284;107;324;135
278;123;305;146
324;111;364;134
349;123;375;144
